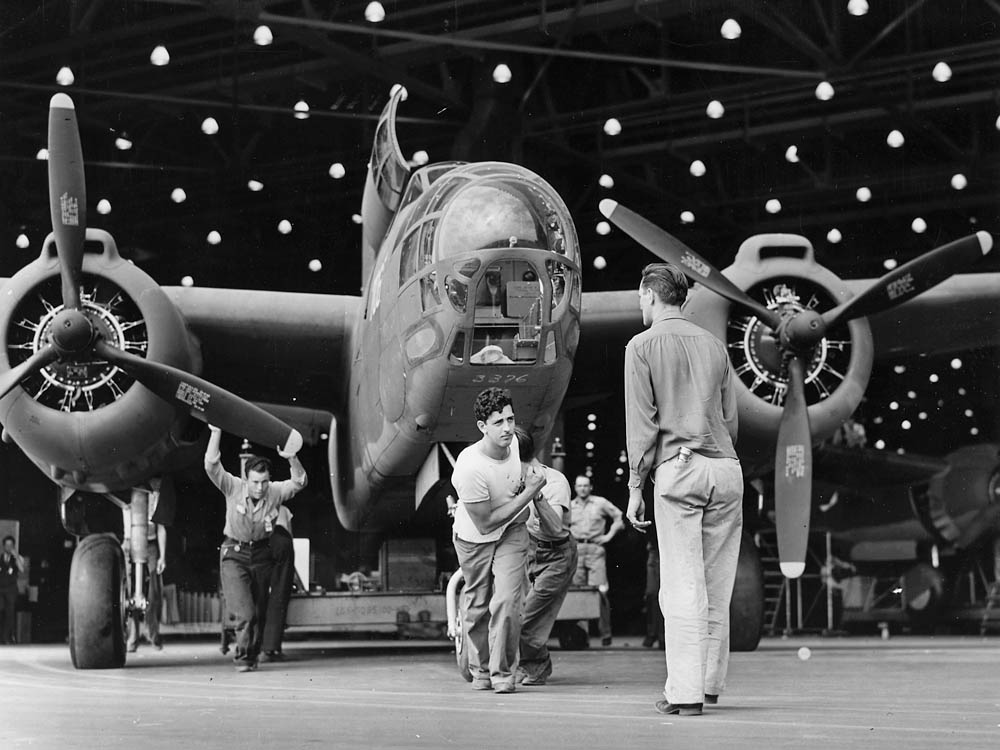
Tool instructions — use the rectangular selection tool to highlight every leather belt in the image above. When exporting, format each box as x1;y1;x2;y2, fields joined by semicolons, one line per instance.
224;537;268;549
534;537;570;549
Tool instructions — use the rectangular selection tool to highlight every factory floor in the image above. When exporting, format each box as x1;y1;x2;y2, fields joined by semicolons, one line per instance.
3;634;998;749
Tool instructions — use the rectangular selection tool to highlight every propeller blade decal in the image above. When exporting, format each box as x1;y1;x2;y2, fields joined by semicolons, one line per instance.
824;232;992;328
598;199;782;329
0;345;59;402
774;355;812;579
93;341;303;455
47;93;87;311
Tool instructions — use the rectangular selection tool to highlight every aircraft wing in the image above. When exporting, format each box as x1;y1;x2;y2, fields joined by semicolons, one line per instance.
163;286;359;412
814;444;949;494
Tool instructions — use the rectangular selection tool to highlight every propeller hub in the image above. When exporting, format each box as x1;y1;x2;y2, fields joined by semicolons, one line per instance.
780;309;827;352
50;309;94;353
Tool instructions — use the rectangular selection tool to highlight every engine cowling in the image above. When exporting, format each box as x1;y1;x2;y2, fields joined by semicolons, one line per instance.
0;229;201;492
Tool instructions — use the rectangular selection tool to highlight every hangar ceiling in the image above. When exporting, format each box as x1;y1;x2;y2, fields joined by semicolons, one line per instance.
0;0;998;294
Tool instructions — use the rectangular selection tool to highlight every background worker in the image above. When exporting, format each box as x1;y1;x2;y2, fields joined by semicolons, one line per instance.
121;497;167;652
515;427;577;686
0;536;24;645
570;475;624;646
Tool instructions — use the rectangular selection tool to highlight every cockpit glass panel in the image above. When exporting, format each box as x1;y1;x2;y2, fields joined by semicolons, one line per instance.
469;258;543;365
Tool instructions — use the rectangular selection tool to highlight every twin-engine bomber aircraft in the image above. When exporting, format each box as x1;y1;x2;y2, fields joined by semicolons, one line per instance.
0;88;996;668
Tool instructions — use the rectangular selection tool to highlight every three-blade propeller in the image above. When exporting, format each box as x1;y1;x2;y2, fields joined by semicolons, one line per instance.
0;94;302;457
599;198;992;577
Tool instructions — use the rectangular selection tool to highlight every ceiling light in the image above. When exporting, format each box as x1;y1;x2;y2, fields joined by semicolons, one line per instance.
918;412;927;420
894;365;906;374
593;256;607;270
114;135;133;151
706;100;725;119
887;129;905;148
278;219;293;235
150;45;170;66
603;118;622;136
308;259;323;272
170;188;187;203
411;150;429;166
56;66;75;86
15;234;29;249
950;173;967;190
720;19;742;40
365;2;386;22
596;221;611;236
598;174;615;189
928;373;939;383
874;439;885;449
964;408;974;417
907;390;917;399
901;420;912;430
932;62;952;82
827;228;842;244
689;159;706;177
785;145;800;163
328;162;346;179
847;0;869;16
814;81;834;101
201;117;220;135
680;211;695;224
911;217;927;233
765;198;782;214
883;258;898;270
950;358;962;369
971;427;980;436
856;186;872;202
96;199;111;215
207;230;221;245
958;387;967;395
247;179;264;192
996;114;1000;131
253;25;274;46
36;148;49;160
181;276;195;287
492;64;512;84
294;100;310;120
351;213;363;224
889;401;899;410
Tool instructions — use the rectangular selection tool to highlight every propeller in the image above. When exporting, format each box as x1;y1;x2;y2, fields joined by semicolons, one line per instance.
600;199;993;577
0;94;302;456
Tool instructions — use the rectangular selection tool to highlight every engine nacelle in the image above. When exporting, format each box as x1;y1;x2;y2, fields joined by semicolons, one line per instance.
0;229;201;492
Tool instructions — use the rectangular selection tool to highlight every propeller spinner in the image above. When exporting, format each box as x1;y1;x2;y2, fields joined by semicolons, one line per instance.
599;199;992;577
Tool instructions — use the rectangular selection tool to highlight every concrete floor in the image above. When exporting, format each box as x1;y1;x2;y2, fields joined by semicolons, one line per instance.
2;635;998;749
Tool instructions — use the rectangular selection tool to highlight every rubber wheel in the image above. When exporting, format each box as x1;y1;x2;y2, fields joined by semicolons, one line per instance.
453;583;472;682
69;533;127;669
730;531;765;652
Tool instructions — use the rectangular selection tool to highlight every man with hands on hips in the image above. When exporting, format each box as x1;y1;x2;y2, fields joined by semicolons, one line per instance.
204;424;307;672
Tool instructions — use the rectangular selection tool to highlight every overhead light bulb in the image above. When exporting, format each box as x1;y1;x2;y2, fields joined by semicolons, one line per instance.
785;145;800;163
15;233;29;249
598;174;614;189
887;129;905;148
911;217;927;233
201;117;220;135
689;159;706;177
603;118;622;136
96;199;111;215
706;100;725;119
950;358;962;369
889;401;899;410
593;256;607;270
364;2;386;23
351;213;363;224
894;365;906;374
932;61;952;82
293;100;310;120
883;258;898;270
36;148;49;160
680;210;695;224
328;162;346;179
207;230;221;245
950;173;967;190
815;81;834;101
765;198;782;214
827;228;842;244
308;259;323;272
720;19;742;40
150;45;170;66
253;25;274;46
901;420;912;430
389;84;408;101
170;188;187;203
114;135;133;151
56;66;75;86
856;186;872;202
874;439;885;449
278;219;293;234
492;63;512;84
181;276;194;287
996;114;1000;131
411;150;429;166
596;221;611;236
247;179;264;192
847;0;869;16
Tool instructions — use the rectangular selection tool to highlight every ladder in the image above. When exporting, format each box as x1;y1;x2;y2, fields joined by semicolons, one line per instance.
755;530;788;635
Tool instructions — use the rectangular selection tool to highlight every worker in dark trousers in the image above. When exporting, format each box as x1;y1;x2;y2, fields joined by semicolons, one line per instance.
1;536;24;644
261;506;295;660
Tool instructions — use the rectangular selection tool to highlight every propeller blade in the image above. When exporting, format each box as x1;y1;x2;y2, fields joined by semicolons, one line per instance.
0;345;59;402
824;231;993;328
48;93;87;311
774;355;812;579
599;199;782;329
93;341;303;455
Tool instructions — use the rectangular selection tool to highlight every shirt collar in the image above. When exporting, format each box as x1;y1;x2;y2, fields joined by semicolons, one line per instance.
652;310;685;325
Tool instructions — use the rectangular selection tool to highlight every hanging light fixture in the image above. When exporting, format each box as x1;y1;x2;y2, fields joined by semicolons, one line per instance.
856;186;872;202
492;64;512;84
887;129;905;148
689;160;706;177
827;228;842;244
278;219;293;235
603;118;622;136
847;0;869;16
364;2;386;23
170;188;187;203
253;25;274;46
56;66;75;86
765;198;782;214
596;221;611;236
207;231;222;245
706;100;725;119
15;234;29;249
598;174;614;189
150;45;170;66
680;211;695;224
950;173;967;190
247;179;264;192
96;199;112;215
181;276;195;287
328;162;346;179
932;62;952;82
293;100;310;120
114;135;133;151
201;117;220;135
784;145;800;163
411;150;429;166
593;256;607;270
815;81;835;101
720;19;742;40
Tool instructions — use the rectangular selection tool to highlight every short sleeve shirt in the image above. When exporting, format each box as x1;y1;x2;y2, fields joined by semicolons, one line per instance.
451;436;523;544
570;495;622;543
526;467;572;542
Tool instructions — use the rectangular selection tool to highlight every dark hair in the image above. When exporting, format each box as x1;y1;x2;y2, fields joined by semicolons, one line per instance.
514;426;535;460
474;387;513;423
641;262;688;306
245;456;273;477
2;535;13;546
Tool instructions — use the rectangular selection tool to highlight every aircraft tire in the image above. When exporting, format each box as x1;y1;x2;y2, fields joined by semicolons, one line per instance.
730;531;765;652
68;533;127;669
454;599;472;682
